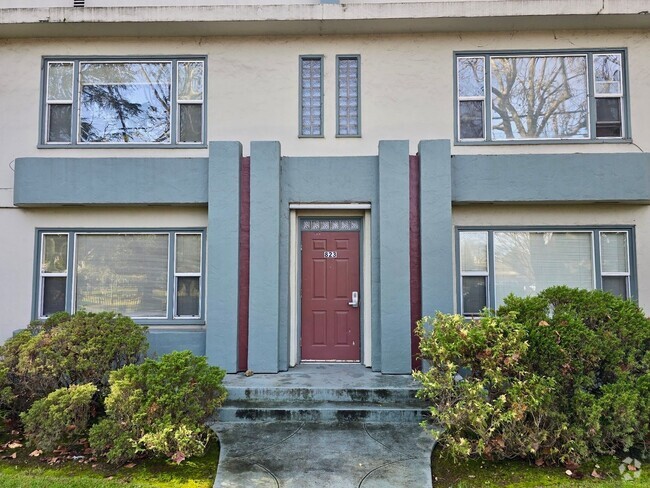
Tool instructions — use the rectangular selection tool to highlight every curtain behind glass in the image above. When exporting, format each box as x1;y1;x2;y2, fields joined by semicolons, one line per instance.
494;232;593;305
75;234;168;317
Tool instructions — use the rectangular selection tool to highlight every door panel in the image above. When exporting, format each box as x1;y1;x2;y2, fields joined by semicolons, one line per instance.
301;231;360;361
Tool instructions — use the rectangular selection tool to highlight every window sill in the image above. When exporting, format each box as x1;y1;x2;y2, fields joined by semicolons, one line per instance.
37;143;208;149
454;138;633;146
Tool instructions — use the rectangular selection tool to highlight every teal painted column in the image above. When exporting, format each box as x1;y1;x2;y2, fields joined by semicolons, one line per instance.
248;141;282;373
378;140;412;374
419;140;454;316
206;141;242;372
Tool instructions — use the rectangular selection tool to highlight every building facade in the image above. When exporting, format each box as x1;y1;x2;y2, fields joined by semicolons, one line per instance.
1;0;648;374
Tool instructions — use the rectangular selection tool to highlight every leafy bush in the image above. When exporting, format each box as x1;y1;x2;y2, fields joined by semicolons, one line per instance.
89;351;227;464
1;311;148;413
20;383;97;451
414;312;561;462
415;287;650;465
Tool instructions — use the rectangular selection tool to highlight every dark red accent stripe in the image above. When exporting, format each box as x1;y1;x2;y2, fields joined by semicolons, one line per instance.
409;154;423;371
237;157;251;372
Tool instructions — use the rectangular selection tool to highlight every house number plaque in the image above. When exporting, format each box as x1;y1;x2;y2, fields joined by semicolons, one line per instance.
324;251;337;258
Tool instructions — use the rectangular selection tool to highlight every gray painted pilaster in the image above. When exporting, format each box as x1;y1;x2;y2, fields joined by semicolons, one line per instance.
419;140;454;316
206;142;242;372
378;140;411;374
248;141;282;373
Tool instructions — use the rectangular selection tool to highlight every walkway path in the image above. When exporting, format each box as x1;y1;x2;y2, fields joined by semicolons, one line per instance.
211;421;436;488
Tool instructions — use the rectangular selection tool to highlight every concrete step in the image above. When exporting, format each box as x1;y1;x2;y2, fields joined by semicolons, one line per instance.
217;401;427;423
226;386;420;403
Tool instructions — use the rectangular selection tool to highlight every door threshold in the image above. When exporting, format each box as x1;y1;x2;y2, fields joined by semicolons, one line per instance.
300;360;361;364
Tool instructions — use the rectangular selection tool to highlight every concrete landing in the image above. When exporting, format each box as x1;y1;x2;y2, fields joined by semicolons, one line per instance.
210;421;436;488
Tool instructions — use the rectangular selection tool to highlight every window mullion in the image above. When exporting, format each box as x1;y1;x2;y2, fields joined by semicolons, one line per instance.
484;55;492;142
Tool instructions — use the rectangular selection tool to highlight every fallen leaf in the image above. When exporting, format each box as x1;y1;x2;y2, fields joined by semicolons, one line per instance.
171;451;185;464
538;320;550;326
9;452;16;459
244;370;254;377
565;470;573;477
29;449;42;457
65;424;77;432
7;441;22;449
535;458;545;467
124;463;136;468
106;476;113;480
591;469;604;479
628;464;638;472
565;460;580;470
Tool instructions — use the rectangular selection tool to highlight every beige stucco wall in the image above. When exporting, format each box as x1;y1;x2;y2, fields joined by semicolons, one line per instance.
0;29;649;340
452;204;650;313
1;29;650;207
0;206;207;342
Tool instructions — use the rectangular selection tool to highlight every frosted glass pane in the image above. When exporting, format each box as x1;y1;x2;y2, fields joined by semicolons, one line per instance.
494;232;593;305
47;63;73;101
178;61;204;101
75;234;168;317
460;232;487;272
491;56;588;140
601;232;628;273
42;234;68;273
176;234;201;273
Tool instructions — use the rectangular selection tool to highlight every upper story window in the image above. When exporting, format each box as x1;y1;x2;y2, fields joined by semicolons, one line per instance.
42;57;206;146
337;55;360;137
300;56;323;137
455;50;627;143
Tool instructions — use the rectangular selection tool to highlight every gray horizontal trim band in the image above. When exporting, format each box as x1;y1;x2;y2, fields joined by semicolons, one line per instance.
14;157;209;206
451;153;650;204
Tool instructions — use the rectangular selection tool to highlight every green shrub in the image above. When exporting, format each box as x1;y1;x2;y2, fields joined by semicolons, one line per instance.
1;311;147;413
414;312;561;462
415;287;650;465
500;287;650;461
20;383;97;451
89;351;227;464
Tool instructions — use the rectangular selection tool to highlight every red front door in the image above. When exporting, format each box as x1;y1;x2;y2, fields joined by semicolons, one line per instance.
301;231;361;361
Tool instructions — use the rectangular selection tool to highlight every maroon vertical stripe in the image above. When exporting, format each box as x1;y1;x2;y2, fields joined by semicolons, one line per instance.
237;157;251;372
409;154;422;371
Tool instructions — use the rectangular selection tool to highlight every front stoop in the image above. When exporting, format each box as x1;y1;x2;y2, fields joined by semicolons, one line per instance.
215;363;428;424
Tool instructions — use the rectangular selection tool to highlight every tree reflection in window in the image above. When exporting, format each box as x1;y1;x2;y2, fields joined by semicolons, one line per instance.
79;62;171;143
490;56;589;140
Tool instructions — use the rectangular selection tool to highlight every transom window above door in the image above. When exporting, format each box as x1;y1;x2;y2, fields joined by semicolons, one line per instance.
455;50;628;143
41;57;206;146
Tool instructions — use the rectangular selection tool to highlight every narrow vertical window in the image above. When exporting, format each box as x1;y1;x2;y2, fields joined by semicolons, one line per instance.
457;57;485;140
600;231;630;299
175;233;202;317
40;233;68;317
337;55;360;136
45;62;74;143
459;231;489;315
300;56;323;137
594;53;624;138
177;60;204;143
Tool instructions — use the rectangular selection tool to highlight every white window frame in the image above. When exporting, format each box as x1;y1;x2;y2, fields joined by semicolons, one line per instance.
39;233;69;319
599;230;631;299
456;56;486;142
173;232;203;318
459;230;489;316
176;59;205;145
44;61;74;145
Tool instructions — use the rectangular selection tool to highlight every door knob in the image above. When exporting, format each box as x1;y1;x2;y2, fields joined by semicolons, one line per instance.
348;291;359;308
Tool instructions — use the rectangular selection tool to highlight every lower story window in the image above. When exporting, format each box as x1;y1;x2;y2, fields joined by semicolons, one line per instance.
37;230;205;322
458;227;635;316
